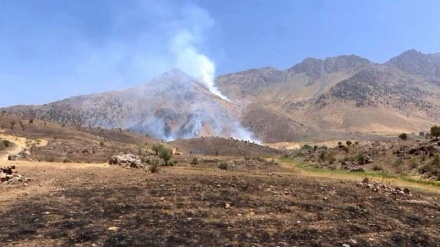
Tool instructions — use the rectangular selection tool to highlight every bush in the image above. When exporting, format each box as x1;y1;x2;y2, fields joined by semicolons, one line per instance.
398;133;408;140
372;165;383;171
149;164;160;173
319;151;336;164
431;125;440;140
152;144;174;166
419;155;440;180
2;140;11;148
301;144;313;150
346;140;352;146
218;162;228;170
356;152;365;165
409;156;419;169
190;157;199;165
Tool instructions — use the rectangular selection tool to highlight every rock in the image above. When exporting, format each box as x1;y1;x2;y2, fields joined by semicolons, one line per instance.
108;226;119;231
364;155;374;164
109;154;145;169
225;203;231;209
403;188;411;195
8;154;22;161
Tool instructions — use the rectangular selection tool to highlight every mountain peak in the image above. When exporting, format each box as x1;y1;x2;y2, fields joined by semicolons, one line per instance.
289;54;370;75
289;57;324;76
386;49;440;78
323;55;371;73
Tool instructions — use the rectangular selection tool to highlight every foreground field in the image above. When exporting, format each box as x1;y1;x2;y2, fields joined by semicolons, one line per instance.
1;160;439;247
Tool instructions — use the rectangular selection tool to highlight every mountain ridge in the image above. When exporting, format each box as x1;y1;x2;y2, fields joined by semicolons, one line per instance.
3;49;440;143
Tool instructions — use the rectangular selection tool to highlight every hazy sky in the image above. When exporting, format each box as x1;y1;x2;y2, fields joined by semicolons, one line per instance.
1;0;440;106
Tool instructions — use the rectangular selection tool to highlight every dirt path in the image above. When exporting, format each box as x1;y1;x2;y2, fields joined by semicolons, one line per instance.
0;134;27;161
0;134;48;161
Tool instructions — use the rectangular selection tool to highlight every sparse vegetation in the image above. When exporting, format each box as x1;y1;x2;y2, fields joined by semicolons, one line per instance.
149;163;160;173
2;140;11;148
155;144;173;166
372;164;383;171
190;157;199;165
218;162;228;170
431;125;440;140
398;132;408;140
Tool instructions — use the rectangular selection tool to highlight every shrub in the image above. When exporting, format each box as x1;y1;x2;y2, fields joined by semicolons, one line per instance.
398;133;408;140
372;165;383;171
99;141;105;147
409;156;419;169
356;152;365;165
218;162;228;170
45;156;55;162
190;157;199;165
319;151;336;164
346;140;352;146
301;144;313;150
2;140;11;148
149;164;160;173
155;145;173;165
431;125;440;140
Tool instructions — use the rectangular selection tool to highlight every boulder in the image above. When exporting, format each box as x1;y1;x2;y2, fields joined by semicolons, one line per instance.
8;154;22;161
109;154;145;169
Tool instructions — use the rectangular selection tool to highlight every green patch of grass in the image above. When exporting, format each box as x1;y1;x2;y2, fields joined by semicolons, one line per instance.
278;156;440;188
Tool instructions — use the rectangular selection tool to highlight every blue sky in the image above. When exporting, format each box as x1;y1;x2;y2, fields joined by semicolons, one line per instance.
1;0;439;107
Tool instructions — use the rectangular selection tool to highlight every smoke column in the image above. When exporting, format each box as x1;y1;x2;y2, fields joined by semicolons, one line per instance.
170;5;229;101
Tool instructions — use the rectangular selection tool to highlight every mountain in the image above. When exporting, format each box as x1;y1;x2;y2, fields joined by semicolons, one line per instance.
3;69;251;141
217;51;440;139
385;49;440;80
216;55;371;104
3;50;440;143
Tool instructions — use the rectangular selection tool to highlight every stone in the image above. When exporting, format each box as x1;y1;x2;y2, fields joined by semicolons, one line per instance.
109;154;145;169
108;226;119;231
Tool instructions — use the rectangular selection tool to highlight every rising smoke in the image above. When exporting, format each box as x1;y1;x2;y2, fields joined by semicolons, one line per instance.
125;2;259;143
170;4;229;101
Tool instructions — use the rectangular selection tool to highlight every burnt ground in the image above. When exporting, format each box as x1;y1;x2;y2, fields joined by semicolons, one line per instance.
171;137;281;157
1;162;439;247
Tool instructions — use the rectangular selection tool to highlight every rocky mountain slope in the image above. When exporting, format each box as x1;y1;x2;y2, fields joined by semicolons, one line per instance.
3;69;251;141
216;50;440;140
3;49;440;143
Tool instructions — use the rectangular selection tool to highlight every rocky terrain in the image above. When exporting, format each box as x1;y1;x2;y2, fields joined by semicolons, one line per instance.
288;135;440;181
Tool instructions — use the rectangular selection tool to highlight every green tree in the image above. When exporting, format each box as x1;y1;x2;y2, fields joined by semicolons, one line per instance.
398;133;408;140
431;125;440;140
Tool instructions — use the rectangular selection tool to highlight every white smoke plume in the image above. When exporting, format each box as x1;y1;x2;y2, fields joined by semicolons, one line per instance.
170;5;229;101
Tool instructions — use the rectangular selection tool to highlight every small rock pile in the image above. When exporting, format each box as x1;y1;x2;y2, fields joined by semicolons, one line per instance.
356;177;411;196
8;149;32;161
0;166;31;185
108;154;145;169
